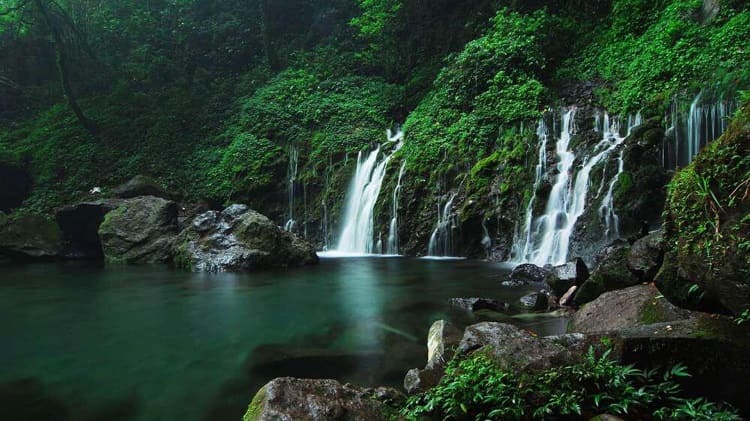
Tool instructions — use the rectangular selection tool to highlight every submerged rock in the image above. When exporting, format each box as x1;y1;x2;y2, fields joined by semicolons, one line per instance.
0;213;61;260
173;205;318;272
98;196;179;264
244;377;401;421
569;284;690;334
449;298;509;313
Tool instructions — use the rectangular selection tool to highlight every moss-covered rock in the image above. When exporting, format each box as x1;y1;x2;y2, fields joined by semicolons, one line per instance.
656;104;750;315
98;196;179;264
0;213;61;260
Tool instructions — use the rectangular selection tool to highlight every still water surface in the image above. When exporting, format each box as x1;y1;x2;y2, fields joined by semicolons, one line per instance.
0;257;566;420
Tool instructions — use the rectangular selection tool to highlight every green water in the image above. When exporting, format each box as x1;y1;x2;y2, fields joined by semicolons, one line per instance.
0;257;566;420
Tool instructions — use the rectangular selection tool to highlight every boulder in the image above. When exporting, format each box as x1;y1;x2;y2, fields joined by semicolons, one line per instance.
0;213;60;260
111;175;170;200
507;263;552;285
573;244;640;306
627;231;664;282
449;298;508;313
244;377;402;421
426;320;463;369
404;320;462;394
519;292;549;311
456;322;583;372
98;196;179;264
569;284;691;334
56;199;122;259
173;205;318;272
560;285;578;306
548;258;590;295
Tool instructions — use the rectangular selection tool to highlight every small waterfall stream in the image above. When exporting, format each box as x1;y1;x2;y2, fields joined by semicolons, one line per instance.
386;162;406;255
512;108;636;266
333;129;403;254
427;192;458;257
284;145;299;232
665;91;735;168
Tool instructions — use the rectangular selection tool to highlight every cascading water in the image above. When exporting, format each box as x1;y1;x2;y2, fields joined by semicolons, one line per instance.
284;145;299;231
427;192;457;257
512;108;635;266
599;150;624;241
665;91;735;168
511;118;549;262
386;162;406;255
333;129;403;254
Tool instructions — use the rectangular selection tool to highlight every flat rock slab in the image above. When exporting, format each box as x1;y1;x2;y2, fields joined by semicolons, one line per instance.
569;284;691;334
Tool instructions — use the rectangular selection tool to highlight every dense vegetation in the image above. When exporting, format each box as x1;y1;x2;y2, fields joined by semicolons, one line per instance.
2;0;748;217
403;346;740;420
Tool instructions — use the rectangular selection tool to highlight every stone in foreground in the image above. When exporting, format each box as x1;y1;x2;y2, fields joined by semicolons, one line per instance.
244;377;401;421
173;204;318;272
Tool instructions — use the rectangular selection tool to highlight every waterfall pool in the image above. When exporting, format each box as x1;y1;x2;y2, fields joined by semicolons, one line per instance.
0;257;566;421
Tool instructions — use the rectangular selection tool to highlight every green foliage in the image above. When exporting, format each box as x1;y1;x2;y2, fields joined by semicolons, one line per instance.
564;0;750;112
350;0;402;37
403;347;740;420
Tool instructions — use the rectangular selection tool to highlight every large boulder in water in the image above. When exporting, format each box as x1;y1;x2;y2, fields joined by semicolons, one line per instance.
98;196;179;264
507;263;552;285
244;377;402;421
547;258;590;295
111;175;171;200
173;204;318;272
569;284;690;334
404;320;463;394
0;213;61;260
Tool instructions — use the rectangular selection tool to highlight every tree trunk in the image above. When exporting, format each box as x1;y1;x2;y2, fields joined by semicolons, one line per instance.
35;0;97;136
259;0;281;72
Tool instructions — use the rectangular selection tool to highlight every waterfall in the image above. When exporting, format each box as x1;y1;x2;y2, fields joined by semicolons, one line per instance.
512;108;629;266
334;129;403;254
599;150;624;240
511;118;549;261
284;145;299;231
386;162;406;255
666;91;735;168
427;192;457;257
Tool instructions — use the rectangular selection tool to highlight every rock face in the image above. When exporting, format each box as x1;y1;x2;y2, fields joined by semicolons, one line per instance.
244;377;401;421
173;204;318;272
111;175;171;200
0;214;60;260
56;200;122;259
98;196;179;264
569;284;690;334
627;231;663;282
656;104;750;315
573;244;640;306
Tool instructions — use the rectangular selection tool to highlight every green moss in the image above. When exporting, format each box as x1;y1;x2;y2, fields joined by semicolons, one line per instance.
242;385;267;421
